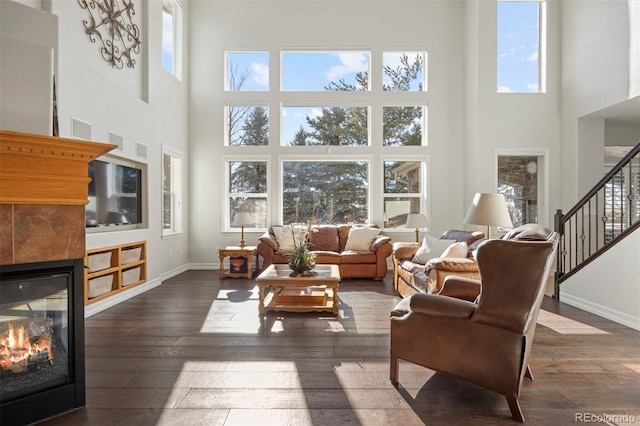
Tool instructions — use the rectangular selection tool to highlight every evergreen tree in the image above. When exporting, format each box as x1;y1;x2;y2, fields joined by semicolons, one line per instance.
240;106;268;146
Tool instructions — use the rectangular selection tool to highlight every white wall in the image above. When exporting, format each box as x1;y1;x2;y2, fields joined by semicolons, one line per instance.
188;0;474;266
558;0;638;327
561;228;640;330
1;0;191;315
559;0;634;213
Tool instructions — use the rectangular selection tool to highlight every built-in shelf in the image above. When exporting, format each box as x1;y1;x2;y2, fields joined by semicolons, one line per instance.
84;241;147;305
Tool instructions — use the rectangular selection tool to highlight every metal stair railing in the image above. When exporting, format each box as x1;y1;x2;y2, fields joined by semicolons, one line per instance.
554;142;640;300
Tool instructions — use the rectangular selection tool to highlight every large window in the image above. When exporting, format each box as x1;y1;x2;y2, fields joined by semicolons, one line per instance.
162;0;183;79
497;1;546;93
282;160;369;224
223;49;428;228
162;147;183;236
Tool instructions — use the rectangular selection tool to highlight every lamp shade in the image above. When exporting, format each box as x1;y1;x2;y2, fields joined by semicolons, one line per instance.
405;213;430;229
233;212;254;226
463;193;513;234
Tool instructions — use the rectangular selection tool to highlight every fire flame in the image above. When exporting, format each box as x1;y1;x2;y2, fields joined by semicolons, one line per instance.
0;323;52;372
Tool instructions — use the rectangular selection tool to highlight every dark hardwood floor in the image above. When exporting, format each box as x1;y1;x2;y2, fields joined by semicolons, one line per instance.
39;271;639;425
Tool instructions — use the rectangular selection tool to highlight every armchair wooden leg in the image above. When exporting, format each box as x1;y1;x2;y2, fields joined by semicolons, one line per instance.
390;354;399;383
506;397;525;422
525;365;534;381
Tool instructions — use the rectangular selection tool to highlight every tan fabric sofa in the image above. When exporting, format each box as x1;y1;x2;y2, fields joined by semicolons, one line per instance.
257;224;393;280
392;230;485;297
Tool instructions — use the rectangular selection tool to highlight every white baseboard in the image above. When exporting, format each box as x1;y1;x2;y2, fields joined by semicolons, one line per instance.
560;292;640;331
188;262;217;270
84;265;189;318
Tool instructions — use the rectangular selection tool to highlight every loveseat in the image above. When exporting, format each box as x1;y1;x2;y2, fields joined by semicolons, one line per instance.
392;229;485;297
257;224;393;280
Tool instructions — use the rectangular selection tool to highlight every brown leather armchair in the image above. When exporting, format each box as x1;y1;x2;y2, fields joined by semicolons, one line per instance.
390;224;558;422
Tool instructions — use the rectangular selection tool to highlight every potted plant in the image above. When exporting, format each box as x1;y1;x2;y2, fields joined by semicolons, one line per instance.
287;224;317;273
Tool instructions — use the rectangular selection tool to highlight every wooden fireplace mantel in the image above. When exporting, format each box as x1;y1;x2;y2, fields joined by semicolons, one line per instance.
0;129;116;205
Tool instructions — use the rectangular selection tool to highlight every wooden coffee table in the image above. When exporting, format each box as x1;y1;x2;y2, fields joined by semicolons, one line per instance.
256;264;340;314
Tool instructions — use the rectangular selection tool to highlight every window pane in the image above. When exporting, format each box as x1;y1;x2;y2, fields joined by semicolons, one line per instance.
497;1;541;93
230;197;268;228
383;52;426;91
282;106;368;146
162;151;182;235
162;154;172;229
383;106;424;146
227;52;269;91
227;106;269;146
161;5;174;74
282;52;370;91
383;197;420;228
229;162;267;193
283;161;368;224
384;161;422;193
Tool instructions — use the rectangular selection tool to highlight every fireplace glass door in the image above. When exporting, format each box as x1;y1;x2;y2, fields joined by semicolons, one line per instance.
0;272;71;403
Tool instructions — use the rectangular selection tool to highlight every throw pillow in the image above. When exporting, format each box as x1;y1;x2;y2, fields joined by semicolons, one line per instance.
272;225;305;252
441;242;468;258
344;227;381;251
412;234;456;264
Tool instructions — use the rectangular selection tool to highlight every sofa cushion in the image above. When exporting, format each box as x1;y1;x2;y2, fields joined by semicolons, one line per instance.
308;226;340;252
340;251;377;263
313;251;342;264
344;227;381;251
412;234;456;264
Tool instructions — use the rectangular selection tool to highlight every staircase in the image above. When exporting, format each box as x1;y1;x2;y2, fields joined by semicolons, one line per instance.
554;142;640;299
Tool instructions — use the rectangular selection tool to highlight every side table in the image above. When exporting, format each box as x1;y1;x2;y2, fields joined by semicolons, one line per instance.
218;246;258;279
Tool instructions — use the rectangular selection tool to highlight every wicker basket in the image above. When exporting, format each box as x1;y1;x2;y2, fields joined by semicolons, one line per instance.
88;274;113;298
122;247;142;264
88;251;112;272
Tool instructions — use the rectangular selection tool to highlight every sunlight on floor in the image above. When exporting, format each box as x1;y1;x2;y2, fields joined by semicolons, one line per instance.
623;363;640;374
537;309;609;334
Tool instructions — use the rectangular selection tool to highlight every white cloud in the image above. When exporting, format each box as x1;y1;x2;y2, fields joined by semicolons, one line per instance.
499;47;517;59
251;62;269;87
525;51;538;62
527;83;539;91
325;53;368;81
308;108;324;119
498;86;513;93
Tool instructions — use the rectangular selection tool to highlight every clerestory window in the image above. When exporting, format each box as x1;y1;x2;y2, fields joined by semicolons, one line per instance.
161;0;183;79
497;1;546;93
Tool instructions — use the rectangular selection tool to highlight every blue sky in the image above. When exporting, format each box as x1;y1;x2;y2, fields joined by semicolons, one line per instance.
497;1;541;93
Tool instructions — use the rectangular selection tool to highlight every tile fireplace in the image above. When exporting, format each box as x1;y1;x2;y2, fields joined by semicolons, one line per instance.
0;130;116;424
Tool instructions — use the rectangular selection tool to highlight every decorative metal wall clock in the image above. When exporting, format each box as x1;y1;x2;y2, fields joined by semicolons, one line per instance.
78;0;141;69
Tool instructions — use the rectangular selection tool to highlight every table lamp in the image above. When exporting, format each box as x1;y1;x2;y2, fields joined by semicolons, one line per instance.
405;213;430;242
233;212;254;247
463;193;513;238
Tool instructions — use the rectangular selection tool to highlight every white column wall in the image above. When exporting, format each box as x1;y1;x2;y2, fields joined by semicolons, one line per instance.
1;0;191;315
